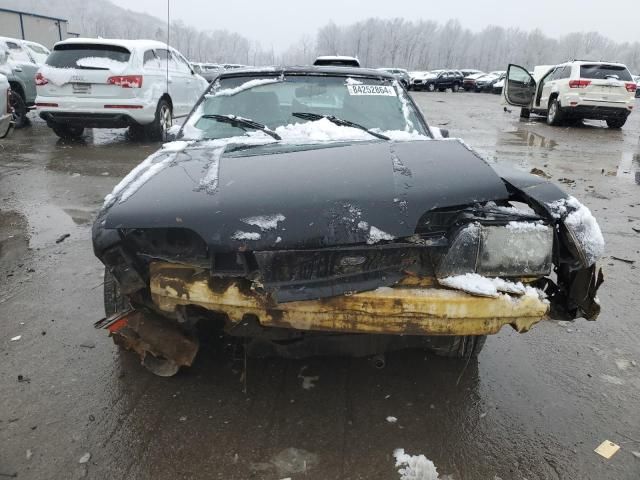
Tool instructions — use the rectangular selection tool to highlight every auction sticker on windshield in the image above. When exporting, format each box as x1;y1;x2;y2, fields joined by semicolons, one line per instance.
347;84;397;96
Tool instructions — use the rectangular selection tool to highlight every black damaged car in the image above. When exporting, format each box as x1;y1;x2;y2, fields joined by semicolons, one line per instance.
93;66;604;376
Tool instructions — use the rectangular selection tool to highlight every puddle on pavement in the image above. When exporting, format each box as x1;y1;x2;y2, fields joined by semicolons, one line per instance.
616;152;640;185
0;210;29;266
500;128;558;149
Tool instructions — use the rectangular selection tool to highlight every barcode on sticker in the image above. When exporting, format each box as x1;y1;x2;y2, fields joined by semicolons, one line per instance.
347;85;396;96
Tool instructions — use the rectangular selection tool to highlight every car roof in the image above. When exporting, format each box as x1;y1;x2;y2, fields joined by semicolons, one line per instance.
53;38;169;52
315;55;358;61
217;65;395;79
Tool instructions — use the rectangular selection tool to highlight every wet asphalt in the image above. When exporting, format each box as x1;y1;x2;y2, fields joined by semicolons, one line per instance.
0;92;639;480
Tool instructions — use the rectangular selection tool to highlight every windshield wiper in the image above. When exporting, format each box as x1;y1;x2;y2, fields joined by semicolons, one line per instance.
200;114;281;140
292;112;390;141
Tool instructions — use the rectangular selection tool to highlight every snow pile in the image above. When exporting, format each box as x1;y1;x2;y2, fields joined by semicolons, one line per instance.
386;416;398;423
232;231;261;241
506;221;549;232
76;57;128;72
211;78;281;97
242;214;286;231
197;146;226;194
367;226;395;244
272;119;426;143
345;77;363;85
548;196;605;265
38;65;75;86
438;273;544;298
393;449;439;480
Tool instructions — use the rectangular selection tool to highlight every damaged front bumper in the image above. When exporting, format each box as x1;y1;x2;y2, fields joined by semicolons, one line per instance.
149;262;550;336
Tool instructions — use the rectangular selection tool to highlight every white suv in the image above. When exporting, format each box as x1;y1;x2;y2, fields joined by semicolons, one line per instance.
504;61;636;128
0;71;13;138
36;38;208;140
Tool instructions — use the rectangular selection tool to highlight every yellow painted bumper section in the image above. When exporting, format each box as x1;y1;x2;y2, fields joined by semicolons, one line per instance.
149;262;549;336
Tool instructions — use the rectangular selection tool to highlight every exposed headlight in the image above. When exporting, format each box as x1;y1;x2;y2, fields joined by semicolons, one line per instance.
437;222;553;278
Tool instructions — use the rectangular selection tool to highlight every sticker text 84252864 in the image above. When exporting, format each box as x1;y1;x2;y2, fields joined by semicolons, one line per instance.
347;85;397;96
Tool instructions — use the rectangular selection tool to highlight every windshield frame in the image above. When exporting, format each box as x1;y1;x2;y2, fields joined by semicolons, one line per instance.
178;68;433;141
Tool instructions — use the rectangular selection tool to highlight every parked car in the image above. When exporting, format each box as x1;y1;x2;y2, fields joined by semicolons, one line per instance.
377;68;411;88
504;61;636;128
421;70;464;92
474;71;505;92
314;56;360;67
491;74;507;94
35;38;209;140
409;71;436;90
0;71;14;138
634;75;640;98
0;36;50;128
462;72;486;91
92;65;603;376
191;62;223;82
460;69;483;78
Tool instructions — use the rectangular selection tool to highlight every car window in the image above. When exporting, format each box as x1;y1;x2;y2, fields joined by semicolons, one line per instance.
143;49;159;68
192;75;425;140
580;64;632;81
46;44;131;68
25;44;49;64
5;41;33;64
172;51;192;74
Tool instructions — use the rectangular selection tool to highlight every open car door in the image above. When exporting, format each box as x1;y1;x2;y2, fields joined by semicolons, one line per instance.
504;64;536;107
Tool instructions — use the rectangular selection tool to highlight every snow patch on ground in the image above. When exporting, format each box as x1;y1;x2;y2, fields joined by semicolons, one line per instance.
211;78;281;97
393;449;439;480
241;213;286;231
438;273;544;299
367;226;395;244
386;416;398;423
548;196;605;265
231;231;261;241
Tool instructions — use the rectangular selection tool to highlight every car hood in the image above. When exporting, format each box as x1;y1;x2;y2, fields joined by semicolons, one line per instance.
102;139;509;251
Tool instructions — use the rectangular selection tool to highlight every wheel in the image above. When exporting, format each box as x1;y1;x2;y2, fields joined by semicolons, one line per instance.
438;88;445;92
428;335;487;358
427;83;435;92
145;98;172;141
546;98;563;126
452;83;460;93
103;268;128;316
606;117;627;129
9;89;28;128
520;108;531;119
52;125;84;139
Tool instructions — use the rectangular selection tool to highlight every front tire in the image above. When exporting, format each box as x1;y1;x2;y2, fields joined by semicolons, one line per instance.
145;98;172;141
52;125;84;139
547;98;563;126
9;89;28;128
606;117;627;129
428;335;487;358
452;83;460;93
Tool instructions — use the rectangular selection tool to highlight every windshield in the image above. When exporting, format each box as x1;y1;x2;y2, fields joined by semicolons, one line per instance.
184;74;427;142
46;44;131;68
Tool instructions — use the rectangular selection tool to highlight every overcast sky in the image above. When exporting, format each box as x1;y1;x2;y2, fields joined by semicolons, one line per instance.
110;0;639;50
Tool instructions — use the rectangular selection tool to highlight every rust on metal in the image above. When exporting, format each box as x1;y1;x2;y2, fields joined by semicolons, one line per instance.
149;262;550;336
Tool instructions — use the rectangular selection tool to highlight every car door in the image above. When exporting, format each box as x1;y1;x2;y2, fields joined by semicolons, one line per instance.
6;40;38;104
539;66;562;109
504;64;537;108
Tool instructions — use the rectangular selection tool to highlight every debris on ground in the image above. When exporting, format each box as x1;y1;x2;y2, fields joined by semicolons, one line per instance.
631;451;640;459
17;375;30;383
55;233;71;244
10;335;21;342
270;447;318;476
297;366;319;390
386;416;398;423
394;449;439;480
530;167;551;179
78;452;91;464
79;340;96;349
558;177;576;185
26;449;33;460
632;226;640;233
611;256;635;264
594;440;620;459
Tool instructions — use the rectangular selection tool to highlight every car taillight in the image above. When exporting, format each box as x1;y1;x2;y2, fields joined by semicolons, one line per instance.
569;79;591;88
35;72;48;86
625;82;637;93
107;75;143;88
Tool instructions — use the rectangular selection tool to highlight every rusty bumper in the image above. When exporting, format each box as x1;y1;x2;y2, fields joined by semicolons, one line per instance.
149;262;550;336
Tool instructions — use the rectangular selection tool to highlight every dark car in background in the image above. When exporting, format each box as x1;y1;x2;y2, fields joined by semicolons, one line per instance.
93;65;603;376
462;72;486;91
422;70;463;92
474;71;505;92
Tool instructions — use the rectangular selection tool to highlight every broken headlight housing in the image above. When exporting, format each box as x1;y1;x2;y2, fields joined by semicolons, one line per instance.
437;222;553;278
